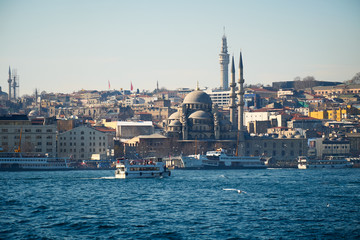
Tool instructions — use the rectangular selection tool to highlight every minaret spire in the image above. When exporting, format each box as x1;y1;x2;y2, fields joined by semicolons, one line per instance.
219;31;230;90
8;66;12;100
229;55;237;129
237;51;245;155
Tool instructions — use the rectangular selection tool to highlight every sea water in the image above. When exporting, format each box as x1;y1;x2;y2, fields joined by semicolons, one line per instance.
1;169;359;239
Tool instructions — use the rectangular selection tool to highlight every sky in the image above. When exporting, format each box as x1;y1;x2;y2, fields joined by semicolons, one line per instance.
0;0;359;96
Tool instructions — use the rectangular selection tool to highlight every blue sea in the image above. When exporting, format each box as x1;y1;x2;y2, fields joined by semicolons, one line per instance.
1;169;360;239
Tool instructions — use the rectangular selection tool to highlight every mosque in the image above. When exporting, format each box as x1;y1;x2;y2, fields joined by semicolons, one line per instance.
164;33;308;162
165;33;246;153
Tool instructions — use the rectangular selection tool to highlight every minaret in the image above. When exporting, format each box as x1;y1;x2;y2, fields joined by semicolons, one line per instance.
237;52;245;155
219;32;230;90
229;56;237;129
13;74;17;100
7;66;12;100
237;52;245;131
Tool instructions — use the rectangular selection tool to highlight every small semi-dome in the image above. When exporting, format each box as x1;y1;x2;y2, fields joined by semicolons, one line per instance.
183;90;212;105
220;119;231;125
169;119;181;127
168;111;180;120
188;110;212;119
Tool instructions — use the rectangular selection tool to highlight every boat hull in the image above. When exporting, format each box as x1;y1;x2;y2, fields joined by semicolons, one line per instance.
115;170;171;179
298;164;352;169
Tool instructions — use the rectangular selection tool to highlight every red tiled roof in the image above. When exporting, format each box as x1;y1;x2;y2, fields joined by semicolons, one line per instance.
94;126;116;132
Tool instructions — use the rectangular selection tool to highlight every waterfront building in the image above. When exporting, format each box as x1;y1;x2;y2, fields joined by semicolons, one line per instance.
57;125;112;161
0;115;57;156
124;133;170;158
308;137;350;159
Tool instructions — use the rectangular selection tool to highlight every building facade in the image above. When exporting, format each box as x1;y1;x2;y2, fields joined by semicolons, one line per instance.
57;125;110;160
0;115;57;156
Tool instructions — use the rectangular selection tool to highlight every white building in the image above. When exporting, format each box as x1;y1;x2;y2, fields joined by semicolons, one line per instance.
244;111;278;127
205;89;230;107
102;120;155;140
57;125;110;160
277;89;294;98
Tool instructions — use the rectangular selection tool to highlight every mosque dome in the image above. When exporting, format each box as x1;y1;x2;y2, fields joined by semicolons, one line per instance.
168;111;180;120
169;119;181;127
183;90;212;105
188;110;212;119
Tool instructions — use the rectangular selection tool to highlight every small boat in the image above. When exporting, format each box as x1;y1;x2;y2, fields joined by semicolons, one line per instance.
115;157;171;179
0;152;72;171
298;156;353;169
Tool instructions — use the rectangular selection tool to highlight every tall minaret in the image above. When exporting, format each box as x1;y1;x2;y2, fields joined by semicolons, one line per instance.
237;52;245;132
7;66;12;100
229;56;237;129
237;52;245;155
219;32;230;90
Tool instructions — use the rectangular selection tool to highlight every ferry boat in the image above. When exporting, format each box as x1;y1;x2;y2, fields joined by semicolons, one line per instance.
180;149;266;169
346;157;360;168
180;154;207;169
203;148;267;169
0;152;72;171
298;156;353;169
115;158;171;179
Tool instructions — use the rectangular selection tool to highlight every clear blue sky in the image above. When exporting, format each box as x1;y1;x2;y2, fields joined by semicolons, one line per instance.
0;0;359;95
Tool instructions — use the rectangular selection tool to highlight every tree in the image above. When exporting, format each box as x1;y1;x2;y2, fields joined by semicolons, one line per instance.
294;76;317;90
350;72;360;84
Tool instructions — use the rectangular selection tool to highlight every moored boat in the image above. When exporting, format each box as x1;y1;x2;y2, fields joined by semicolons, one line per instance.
203;148;267;169
115;157;171;179
298;155;353;169
180;148;266;169
180;154;206;169
0;152;72;171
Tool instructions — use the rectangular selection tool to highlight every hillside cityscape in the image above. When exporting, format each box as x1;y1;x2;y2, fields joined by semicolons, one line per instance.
1;34;360;169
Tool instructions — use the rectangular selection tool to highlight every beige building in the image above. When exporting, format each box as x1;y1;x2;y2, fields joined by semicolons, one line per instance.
57;125;111;160
0;115;57;156
313;84;360;96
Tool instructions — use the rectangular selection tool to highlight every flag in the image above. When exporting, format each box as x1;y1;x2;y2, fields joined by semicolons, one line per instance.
108;80;111;90
131;82;133;91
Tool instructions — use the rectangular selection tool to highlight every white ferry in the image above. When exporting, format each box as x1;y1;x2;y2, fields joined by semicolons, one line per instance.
180;154;207;169
115;158;171;179
0;152;72;171
203;149;267;169
298;156;353;169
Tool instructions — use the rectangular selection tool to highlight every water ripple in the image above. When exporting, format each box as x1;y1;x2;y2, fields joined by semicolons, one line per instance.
1;169;360;239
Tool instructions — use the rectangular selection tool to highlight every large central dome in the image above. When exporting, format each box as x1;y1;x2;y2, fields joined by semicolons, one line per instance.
183;90;212;105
